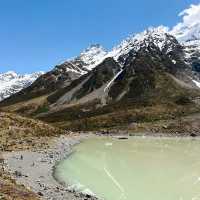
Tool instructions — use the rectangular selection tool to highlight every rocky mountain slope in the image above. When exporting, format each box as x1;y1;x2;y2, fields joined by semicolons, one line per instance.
0;71;43;102
1;26;200;132
0;45;108;107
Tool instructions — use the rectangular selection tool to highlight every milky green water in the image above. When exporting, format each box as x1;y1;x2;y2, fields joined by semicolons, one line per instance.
55;137;200;200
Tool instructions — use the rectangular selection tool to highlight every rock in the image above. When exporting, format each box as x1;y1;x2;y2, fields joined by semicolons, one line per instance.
85;194;92;198
190;133;197;137
14;170;22;177
49;154;54;158
162;125;168;129
0;157;4;163
118;137;128;140
37;192;43;196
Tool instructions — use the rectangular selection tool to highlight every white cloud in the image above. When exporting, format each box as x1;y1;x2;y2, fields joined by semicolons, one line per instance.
171;4;200;41
179;4;200;26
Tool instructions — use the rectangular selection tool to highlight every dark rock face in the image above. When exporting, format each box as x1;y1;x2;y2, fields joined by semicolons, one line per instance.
108;37;188;104
190;133;197;137
76;57;121;96
30;61;82;92
182;40;200;77
187;47;200;72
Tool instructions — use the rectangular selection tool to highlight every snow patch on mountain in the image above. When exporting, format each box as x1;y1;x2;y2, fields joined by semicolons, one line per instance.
0;71;43;101
193;80;200;88
79;44;108;71
54;61;86;75
56;44;108;76
183;39;200;61
104;69;124;92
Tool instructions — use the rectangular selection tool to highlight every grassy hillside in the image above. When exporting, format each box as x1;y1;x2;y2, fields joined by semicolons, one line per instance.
38;102;200;133
0;112;65;151
0;112;66;200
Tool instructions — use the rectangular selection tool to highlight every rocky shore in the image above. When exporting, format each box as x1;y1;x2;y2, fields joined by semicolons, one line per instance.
3;135;98;200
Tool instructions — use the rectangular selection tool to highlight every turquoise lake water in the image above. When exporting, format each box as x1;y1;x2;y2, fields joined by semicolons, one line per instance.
55;137;200;200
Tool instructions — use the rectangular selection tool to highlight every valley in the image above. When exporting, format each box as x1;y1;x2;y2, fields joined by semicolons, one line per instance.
1;14;200;200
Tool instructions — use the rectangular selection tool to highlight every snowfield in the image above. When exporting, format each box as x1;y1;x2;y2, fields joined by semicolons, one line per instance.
0;71;43;101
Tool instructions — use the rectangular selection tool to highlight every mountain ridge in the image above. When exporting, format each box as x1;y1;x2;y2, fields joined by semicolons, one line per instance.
1;23;200;104
0;71;44;102
1;26;200;133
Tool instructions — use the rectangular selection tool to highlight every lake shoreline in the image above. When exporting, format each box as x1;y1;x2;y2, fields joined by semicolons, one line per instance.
3;134;98;200
2;133;199;200
52;134;200;200
96;131;200;138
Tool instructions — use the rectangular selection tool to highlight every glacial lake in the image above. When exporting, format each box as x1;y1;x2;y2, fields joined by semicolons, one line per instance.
55;137;200;200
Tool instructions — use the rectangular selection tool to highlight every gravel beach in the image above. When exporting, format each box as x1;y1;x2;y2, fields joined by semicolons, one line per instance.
3;135;98;200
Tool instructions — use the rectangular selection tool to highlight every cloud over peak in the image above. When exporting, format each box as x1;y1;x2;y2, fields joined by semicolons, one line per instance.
171;3;200;41
179;4;200;25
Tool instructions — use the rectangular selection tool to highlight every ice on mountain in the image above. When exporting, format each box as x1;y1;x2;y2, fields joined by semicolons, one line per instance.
0;71;43;101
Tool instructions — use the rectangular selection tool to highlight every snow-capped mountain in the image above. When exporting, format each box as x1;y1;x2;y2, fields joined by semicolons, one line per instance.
56;44;108;75
2;26;197;104
2;21;200;134
55;27;174;76
0;45;108;104
108;26;177;63
2;7;200;106
1;3;200;132
172;27;200;73
59;26;177;72
2;25;200;105
78;44;108;71
0;71;43;101
181;39;200;73
43;27;200;108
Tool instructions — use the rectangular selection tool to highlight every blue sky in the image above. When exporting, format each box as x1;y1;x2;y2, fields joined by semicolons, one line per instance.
0;0;199;73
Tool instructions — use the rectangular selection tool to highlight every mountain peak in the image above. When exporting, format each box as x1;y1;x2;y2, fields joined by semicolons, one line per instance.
140;26;169;36
0;71;18;79
79;44;108;70
108;26;171;63
57;27;172;74
0;71;43;101
130;26;170;49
